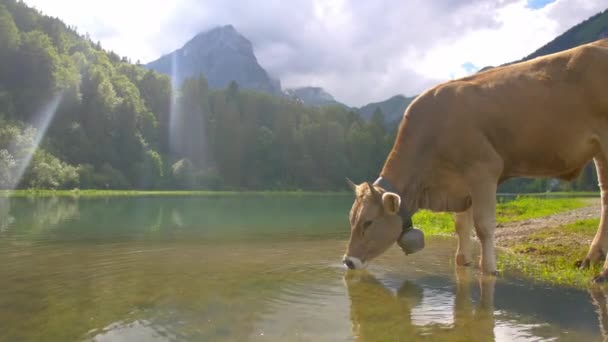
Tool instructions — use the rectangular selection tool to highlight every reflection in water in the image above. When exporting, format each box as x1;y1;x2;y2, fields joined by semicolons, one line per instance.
0;195;349;243
453;268;495;341
344;270;421;339
344;268;495;341
590;286;608;340
0;196;12;233
90;320;175;342
0;195;605;341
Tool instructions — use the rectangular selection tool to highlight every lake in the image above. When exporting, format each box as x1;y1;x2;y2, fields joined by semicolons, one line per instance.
0;194;604;341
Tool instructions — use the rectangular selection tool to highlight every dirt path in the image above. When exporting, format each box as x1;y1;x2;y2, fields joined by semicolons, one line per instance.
495;198;601;245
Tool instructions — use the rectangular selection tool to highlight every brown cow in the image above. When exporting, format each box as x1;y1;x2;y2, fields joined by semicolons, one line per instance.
344;38;608;282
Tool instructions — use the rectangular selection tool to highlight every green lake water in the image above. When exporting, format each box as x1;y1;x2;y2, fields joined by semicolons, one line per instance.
0;195;605;341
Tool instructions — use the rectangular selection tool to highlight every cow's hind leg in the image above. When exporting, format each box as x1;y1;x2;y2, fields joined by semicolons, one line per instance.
580;156;608;277
454;209;474;266
471;183;498;275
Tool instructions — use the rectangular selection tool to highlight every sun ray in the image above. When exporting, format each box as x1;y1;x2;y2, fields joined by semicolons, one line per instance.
169;52;182;156
9;92;64;189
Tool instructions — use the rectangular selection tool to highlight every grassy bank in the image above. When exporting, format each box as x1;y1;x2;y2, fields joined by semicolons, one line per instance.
414;197;588;235
414;196;604;287
501;191;600;197
498;218;600;288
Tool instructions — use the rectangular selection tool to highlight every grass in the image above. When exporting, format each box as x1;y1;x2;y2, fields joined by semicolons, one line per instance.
498;218;601;288
495;197;587;223
409;196;594;287
412;211;454;235
562;218;601;234
521;191;600;197
0;189;350;198
500;191;600;197
414;197;587;235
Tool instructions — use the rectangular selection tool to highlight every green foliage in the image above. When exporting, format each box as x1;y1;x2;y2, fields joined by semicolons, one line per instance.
499;246;598;288
495;197;586;223
21;150;79;189
0;4;19;52
15;31;61;109
412;210;454;235
93;163;129;189
0;149;16;187
0;0;404;191
1;0;603;192
498;217;601;288
0;120;79;189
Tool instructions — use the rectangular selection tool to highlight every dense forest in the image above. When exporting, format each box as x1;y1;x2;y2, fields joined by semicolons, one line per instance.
0;0;395;190
0;0;600;192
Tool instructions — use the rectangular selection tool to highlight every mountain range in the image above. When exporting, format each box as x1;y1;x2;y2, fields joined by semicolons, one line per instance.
358;95;416;124
284;87;345;107
144;24;415;121
147;9;608;125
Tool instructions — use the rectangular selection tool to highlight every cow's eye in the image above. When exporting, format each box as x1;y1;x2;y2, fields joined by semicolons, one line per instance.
363;220;373;229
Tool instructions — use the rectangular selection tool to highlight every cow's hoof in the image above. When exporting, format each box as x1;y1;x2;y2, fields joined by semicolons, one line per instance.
456;254;472;267
593;274;608;283
580;249;606;270
576;259;589;269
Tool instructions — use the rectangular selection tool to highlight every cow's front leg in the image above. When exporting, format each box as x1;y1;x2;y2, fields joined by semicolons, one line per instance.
581;156;608;272
471;183;498;275
454;209;474;267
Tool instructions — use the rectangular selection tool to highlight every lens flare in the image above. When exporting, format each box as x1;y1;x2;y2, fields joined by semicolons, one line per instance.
169;52;182;155
9;92;64;189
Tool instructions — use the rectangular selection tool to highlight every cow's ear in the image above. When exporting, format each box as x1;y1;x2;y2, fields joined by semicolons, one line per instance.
382;192;401;214
346;178;357;192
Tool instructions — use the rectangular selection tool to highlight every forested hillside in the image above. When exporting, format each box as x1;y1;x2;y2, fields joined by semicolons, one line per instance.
523;8;608;61
358;95;416;124
0;0;394;190
0;0;169;189
1;0;606;192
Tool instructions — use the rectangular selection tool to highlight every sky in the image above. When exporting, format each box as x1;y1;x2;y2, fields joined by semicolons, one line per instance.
23;0;607;106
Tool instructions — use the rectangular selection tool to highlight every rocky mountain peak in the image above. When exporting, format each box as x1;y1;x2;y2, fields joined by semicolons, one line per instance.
146;25;281;94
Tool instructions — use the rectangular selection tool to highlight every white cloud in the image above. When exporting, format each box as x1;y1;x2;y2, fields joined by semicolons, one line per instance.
23;0;185;62
414;0;561;80
22;0;607;106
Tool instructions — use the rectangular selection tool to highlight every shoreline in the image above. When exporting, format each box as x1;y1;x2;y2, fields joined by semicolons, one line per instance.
494;198;602;288
0;189;352;198
0;189;600;198
2;189;603;287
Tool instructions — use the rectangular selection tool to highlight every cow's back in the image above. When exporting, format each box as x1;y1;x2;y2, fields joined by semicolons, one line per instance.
408;39;608;180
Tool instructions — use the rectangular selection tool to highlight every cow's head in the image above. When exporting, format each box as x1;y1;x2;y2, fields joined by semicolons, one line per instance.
343;179;403;269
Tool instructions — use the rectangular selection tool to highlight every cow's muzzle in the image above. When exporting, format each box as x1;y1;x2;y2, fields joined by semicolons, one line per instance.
343;256;365;269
